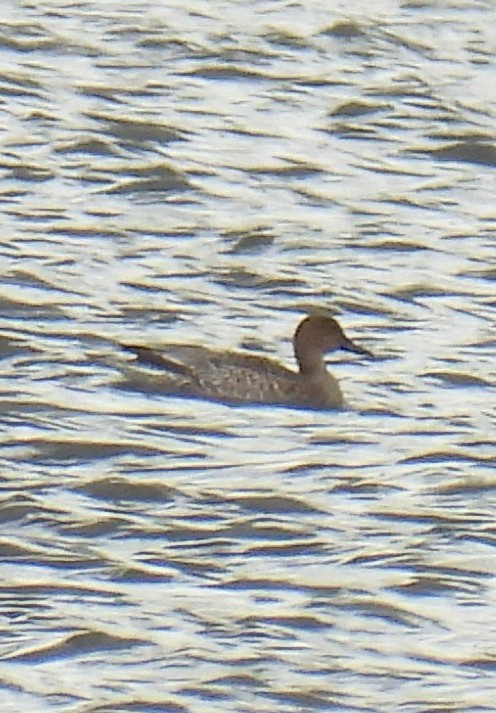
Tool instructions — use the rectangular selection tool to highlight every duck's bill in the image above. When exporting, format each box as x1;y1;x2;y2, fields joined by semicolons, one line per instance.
341;337;373;358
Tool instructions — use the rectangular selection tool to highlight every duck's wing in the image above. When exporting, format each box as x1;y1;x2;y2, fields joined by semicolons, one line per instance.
122;344;307;406
125;344;293;377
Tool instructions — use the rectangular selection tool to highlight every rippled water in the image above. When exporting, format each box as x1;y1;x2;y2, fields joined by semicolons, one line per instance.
1;1;496;711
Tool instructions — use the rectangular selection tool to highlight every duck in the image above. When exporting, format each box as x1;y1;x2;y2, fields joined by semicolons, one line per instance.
123;313;372;409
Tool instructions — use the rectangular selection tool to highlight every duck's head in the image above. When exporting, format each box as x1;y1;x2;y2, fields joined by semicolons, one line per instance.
293;315;372;372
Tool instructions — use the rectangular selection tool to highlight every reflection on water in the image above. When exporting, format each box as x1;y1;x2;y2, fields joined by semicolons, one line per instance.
1;1;496;711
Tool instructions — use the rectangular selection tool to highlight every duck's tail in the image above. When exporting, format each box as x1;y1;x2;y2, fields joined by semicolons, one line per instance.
123;345;191;377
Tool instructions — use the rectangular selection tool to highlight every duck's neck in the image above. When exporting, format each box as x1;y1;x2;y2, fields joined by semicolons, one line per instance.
294;343;327;376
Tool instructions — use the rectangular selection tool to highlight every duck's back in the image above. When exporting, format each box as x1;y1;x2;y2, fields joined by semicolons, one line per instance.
126;344;343;409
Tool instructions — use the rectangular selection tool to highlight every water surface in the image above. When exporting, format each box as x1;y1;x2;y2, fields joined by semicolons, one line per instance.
1;1;496;711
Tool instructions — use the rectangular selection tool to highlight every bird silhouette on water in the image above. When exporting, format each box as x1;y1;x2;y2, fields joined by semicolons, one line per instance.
123;314;372;409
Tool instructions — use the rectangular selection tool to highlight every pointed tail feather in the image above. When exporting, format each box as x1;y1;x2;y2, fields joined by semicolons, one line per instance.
123;345;191;377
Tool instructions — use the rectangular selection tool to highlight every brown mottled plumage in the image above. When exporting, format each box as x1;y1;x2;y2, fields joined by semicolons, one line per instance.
123;315;372;409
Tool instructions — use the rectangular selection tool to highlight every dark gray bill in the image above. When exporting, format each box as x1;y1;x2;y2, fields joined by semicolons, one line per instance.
341;337;373;358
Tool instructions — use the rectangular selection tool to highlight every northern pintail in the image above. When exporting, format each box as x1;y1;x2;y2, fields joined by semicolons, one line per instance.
123;314;372;409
